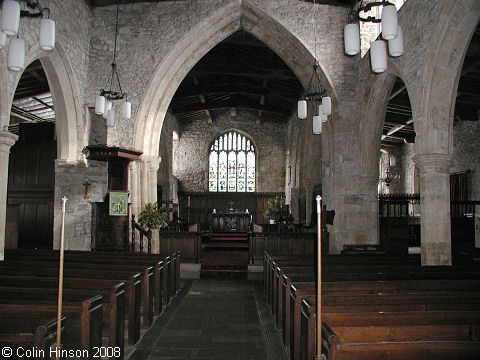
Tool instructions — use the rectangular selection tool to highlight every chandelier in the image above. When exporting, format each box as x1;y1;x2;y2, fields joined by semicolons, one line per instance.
344;1;404;73
1;0;55;72
379;167;400;187
94;5;131;127
297;0;332;135
379;153;400;187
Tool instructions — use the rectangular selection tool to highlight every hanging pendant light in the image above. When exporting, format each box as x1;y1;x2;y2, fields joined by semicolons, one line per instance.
1;0;20;36
106;109;115;127
298;100;307;119
344;1;404;74
7;38;25;71
381;4;398;40
0;32;6;49
39;18;55;51
344;22;360;56
313;115;322;135
103;101;112;119
95;95;106;115
370;40;387;73
388;25;404;57
122;100;131;119
95;5;130;127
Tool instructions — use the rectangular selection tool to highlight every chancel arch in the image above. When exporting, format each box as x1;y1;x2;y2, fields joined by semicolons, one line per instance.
133;0;337;160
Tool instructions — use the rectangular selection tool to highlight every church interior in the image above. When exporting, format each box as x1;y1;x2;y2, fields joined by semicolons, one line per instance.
0;0;479;359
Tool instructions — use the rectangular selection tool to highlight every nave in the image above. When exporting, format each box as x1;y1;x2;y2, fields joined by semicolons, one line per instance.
128;279;286;360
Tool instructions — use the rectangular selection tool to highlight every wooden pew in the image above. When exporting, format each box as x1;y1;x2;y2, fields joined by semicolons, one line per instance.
0;275;126;357
1;259;153;329
303;298;480;360
0;293;102;358
0;266;142;345
0;316;66;360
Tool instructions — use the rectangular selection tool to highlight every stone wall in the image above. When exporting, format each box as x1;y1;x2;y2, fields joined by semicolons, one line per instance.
54;160;108;251
173;110;285;193
451;121;480;200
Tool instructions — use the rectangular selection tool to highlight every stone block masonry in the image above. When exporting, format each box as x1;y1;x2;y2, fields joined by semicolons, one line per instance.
173;110;285;193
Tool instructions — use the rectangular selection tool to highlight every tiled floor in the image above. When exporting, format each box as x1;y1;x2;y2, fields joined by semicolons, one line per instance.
129;279;286;360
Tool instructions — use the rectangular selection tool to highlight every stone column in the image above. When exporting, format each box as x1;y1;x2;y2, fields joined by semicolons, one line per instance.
413;154;452;266
0;131;18;261
129;160;141;218
360;175;380;246
139;156;161;253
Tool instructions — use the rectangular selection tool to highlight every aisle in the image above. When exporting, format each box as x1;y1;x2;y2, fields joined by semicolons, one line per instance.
129;279;287;360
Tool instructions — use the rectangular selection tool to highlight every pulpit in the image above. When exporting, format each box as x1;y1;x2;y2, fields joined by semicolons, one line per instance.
84;145;142;251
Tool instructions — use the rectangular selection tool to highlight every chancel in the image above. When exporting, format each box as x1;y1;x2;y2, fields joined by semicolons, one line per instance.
0;0;479;359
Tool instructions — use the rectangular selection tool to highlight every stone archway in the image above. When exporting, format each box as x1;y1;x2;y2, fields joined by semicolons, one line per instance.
0;41;82;258
131;0;338;216
413;0;479;265
134;1;337;159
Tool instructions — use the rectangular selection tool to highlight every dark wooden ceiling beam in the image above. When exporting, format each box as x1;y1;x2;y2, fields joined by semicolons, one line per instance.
172;98;291;116
174;83;297;103
190;64;295;81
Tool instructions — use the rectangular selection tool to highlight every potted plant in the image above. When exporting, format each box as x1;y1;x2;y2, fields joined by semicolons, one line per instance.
138;202;168;230
264;196;285;224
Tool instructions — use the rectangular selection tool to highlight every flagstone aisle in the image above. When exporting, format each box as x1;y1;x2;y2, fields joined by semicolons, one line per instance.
129;279;287;360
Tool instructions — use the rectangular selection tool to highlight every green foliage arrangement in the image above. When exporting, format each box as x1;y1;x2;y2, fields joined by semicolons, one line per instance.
264;196;286;219
138;202;168;229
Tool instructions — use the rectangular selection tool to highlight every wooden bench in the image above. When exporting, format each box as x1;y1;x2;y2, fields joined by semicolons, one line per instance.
0;266;142;346
0;293;103;358
0;316;66;360
303;299;480;360
0;275;126;357
5;249;182;313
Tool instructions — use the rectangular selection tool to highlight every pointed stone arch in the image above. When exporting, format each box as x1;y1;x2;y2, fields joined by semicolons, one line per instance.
417;0;479;156
4;41;82;162
133;0;338;158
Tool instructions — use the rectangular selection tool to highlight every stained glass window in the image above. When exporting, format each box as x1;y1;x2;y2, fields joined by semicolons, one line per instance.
208;131;256;192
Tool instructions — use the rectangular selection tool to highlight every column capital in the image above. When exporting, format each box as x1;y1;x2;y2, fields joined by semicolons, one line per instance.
0;130;18;153
412;153;451;174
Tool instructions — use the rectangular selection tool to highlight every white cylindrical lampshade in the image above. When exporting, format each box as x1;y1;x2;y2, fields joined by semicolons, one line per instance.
107;109;115;127
2;0;20;36
95;95;105;115
7;38;24;71
322;96;332;115
122;101;131;119
388;25;404;57
40;19;55;51
318;104;323;116
321;113;328;123
344;23;360;56
0;31;6;49
370;40;387;73
381;4;398;40
313;115;322;135
103;101;112;119
298;100;307;119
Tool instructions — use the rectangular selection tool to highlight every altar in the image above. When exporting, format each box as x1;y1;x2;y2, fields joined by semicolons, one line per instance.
211;210;253;232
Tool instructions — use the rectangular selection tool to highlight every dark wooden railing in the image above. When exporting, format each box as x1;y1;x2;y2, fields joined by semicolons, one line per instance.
131;214;152;254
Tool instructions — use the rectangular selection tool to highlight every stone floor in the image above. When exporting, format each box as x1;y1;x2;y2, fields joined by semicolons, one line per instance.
128;279;287;360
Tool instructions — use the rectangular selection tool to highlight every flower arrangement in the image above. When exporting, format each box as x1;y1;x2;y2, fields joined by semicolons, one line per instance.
264;196;286;219
138;202;168;229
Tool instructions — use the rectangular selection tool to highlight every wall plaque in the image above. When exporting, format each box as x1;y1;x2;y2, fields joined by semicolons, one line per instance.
109;191;129;216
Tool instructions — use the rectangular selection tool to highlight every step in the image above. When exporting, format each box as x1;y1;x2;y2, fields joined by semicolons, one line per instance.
205;243;249;249
210;237;249;242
